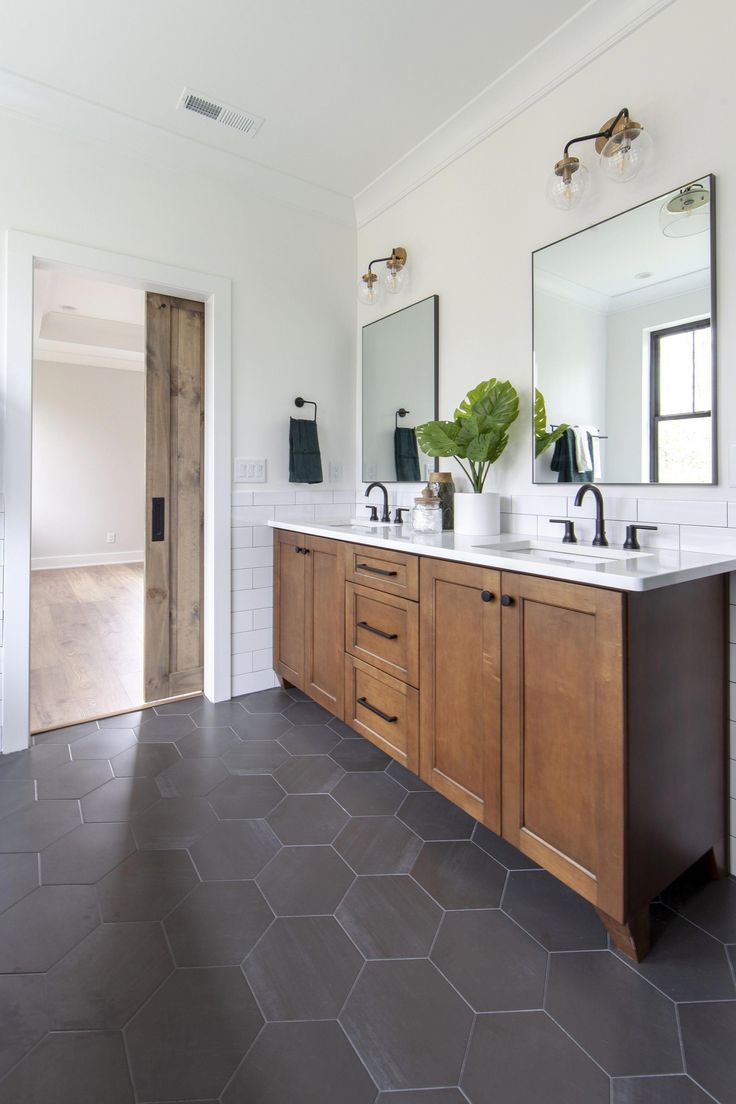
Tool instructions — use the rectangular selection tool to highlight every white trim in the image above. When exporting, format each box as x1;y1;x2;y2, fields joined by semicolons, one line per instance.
354;0;676;227
3;231;232;753
31;551;144;570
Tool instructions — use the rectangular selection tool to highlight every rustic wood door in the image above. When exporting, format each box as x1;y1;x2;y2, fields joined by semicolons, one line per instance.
500;571;626;918
144;293;204;701
419;558;502;830
304;535;345;717
273;528;306;688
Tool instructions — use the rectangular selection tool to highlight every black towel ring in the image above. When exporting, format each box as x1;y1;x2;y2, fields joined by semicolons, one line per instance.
395;408;410;428
295;397;317;422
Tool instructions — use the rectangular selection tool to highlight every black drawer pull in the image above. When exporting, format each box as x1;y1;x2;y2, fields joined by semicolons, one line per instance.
501;594;513;607
356;563;398;577
357;696;398;723
357;621;398;640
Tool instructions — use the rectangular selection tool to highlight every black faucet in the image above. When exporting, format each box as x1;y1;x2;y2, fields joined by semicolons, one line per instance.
365;482;391;523
573;483;608;546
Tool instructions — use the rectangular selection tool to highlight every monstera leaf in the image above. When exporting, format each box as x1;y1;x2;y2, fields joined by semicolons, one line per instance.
535;388;568;459
414;419;462;458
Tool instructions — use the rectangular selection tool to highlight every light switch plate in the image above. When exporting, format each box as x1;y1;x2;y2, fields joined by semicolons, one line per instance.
234;457;267;483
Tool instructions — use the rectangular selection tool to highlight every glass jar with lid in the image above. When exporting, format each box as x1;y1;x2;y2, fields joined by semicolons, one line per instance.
428;471;455;530
411;485;442;533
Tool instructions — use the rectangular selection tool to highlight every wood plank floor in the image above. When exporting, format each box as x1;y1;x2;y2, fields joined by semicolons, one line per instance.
30;563;144;732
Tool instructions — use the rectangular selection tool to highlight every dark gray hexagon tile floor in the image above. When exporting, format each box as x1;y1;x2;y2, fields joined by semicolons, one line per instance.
0;692;733;1103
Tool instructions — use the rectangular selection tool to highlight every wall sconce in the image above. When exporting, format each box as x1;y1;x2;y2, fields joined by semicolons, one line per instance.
357;246;408;306
546;107;654;210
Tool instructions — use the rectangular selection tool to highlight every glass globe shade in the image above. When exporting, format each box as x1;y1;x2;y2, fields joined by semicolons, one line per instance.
357;274;382;306
546;161;589;210
381;263;408;295
659;185;710;238
599;126;654;183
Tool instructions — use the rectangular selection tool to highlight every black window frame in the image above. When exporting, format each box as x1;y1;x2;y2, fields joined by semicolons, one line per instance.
649;317;712;483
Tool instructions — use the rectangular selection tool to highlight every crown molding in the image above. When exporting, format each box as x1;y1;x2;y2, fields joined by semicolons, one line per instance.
0;68;355;226
354;0;677;228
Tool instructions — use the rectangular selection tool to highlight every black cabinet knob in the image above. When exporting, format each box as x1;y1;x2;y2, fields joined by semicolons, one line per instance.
501;594;513;607
480;591;495;602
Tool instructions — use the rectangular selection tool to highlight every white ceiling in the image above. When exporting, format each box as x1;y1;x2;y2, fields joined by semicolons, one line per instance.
0;0;591;198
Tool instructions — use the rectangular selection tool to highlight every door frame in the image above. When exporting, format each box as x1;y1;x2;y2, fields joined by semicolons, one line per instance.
3;231;232;753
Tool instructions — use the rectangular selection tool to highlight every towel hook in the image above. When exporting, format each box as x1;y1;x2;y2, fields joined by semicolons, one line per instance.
294;397;317;422
395;407;410;428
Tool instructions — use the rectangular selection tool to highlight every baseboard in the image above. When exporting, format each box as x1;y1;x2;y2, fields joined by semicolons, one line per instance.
31;551;144;570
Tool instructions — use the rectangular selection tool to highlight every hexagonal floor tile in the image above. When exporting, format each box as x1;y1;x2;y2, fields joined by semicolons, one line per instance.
461;1011;609;1104
231;712;294;741
243;915;363;1020
385;759;430;791
545;951;682;1076
135;714;197;743
337;876;441;959
502;870;607;951
124;967;262;1101
472;822;540;870
131;796;218;848
411;840;506;909
273;755;344;794
190;700;248;727
80;777;161;822
377;1094;465;1104
0;1030;134;1104
0;744;71;781
431;910;547;1012
241;688;297;713
221;1021;376;1104
331;771;406;815
328;717;362;739
96;849;199;921
41;822;135;884
208;774;285;819
0;779;35;821
679;1000;736;1104
222;741;290;774
190;820;280;879
267;794;348;844
69;729;137;760
278;725;341;756
36;759;113;800
341;959;473;1091
0;800;81;852
329;738;391;772
0;974;47;1079
662;871;736;944
397;791;475;840
165;881;272;965
175;726;240;757
155;757;228;797
154;695;206;715
257;845;354;916
612;1075;717;1103
334;816;422;875
0;885;98;972
100;709;155;728
33;720;99;744
46;921;172;1028
0;853;39;914
111;742;180;777
284;701;334;726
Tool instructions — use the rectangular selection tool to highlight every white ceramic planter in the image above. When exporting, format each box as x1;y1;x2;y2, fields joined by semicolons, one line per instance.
453;492;501;536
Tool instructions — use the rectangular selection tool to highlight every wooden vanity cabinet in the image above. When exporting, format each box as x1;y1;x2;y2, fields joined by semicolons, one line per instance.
273;529;344;717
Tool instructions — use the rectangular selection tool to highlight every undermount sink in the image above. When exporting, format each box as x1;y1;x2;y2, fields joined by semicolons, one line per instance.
473;539;653;569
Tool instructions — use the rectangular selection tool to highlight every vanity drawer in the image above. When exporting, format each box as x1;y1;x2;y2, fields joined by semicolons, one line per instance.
345;583;419;686
344;655;419;772
344;543;419;600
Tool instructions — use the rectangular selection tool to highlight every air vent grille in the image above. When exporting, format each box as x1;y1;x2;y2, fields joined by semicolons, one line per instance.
178;88;264;137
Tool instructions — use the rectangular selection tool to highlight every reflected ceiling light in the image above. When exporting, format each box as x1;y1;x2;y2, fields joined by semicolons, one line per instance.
547;108;654;210
358;247;408;306
659;183;710;237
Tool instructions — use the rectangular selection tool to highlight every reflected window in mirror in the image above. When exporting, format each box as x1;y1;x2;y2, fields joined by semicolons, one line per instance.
362;295;438;483
533;175;716;485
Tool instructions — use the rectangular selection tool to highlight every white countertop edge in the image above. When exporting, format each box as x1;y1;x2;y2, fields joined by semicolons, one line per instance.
268;519;736;593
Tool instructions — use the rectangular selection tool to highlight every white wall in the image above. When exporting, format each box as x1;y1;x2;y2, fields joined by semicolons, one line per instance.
355;0;736;871
31;360;144;568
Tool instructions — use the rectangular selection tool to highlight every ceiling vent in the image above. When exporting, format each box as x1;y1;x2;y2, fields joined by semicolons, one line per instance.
177;88;264;137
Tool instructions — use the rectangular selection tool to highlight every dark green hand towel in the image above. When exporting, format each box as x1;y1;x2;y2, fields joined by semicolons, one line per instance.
394;426;421;482
550;427;593;483
289;417;323;484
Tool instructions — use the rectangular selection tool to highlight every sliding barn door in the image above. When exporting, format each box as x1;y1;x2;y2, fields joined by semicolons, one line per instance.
144;293;204;701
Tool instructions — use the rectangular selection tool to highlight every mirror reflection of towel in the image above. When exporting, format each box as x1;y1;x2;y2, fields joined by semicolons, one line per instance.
551;427;593;483
394;426;421;481
289;417;323;484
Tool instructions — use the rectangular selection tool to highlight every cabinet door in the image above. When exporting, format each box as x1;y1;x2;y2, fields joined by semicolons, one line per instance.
304;534;345;718
500;572;625;918
419;558;502;830
273;529;306;687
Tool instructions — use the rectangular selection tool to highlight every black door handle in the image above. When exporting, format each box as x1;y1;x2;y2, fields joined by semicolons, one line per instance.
501;594;513;607
357;696;398;723
357;621;398;640
151;497;165;542
356;563;398;577
481;591;495;602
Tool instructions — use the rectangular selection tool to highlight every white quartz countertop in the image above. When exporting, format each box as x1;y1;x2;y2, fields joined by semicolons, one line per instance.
268;519;736;593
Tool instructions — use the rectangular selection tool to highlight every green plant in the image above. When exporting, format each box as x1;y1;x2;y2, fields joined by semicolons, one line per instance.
415;378;519;493
534;388;568;458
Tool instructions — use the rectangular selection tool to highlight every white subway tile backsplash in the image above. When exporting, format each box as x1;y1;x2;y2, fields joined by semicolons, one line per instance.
253;491;296;506
333;491;358;504
232;505;275;526
295;490;333;504
273;504;316;522
232;669;278;697
315;504;352;520
500;513;538;536
232;587;273;612
252;648;273;672
233;546;273;570
231;569;253;591
232;610;254;634
231;491;254;507
232;627;273;655
510;495;568;517
231;527;253;549
253;607;273;630
637;499;728;527
253;526;273;547
567;495;637;522
231;651;254;676
679;526;736;556
728;502;736;528
252;567;272;588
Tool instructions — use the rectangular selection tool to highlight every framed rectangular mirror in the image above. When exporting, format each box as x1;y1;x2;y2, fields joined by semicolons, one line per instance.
533;175;716;485
362;295;438;483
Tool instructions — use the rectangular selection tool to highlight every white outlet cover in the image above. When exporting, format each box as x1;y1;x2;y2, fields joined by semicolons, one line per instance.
106;532;116;543
234;457;267;483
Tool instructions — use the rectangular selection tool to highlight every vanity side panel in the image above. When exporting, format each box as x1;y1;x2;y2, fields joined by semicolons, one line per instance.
273;528;306;688
626;574;727;909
